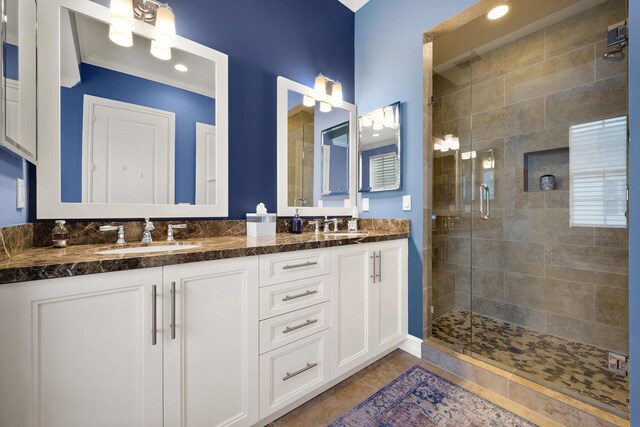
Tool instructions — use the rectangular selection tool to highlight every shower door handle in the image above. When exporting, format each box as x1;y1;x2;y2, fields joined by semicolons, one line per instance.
479;184;490;220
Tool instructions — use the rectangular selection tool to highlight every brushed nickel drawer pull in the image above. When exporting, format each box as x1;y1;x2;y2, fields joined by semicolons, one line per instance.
370;254;376;284
282;290;317;302
283;319;318;334
151;285;157;346
283;362;318;381
282;261;318;270
170;281;176;340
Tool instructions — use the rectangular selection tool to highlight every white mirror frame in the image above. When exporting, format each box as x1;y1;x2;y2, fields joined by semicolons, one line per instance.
277;76;357;217
37;0;229;219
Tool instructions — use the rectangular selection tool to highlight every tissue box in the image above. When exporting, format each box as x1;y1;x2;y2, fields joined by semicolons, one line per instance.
246;213;276;237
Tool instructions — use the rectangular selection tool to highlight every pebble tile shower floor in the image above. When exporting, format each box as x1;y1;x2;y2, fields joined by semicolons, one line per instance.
430;309;629;415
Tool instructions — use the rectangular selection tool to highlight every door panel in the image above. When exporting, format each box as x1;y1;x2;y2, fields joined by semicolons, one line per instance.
331;244;373;377
163;258;259;427
374;240;408;353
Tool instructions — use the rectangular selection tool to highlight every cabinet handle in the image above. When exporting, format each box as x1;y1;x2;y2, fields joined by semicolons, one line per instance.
151;285;157;346
283;362;318;381
376;251;382;282
282;290;317;302
282;261;318;270
170;281;176;340
283;319;318;334
370;253;376;284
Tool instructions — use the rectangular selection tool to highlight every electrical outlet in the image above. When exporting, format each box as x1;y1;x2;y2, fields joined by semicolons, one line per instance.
362;198;370;212
430;305;435;314
608;352;629;376
402;195;412;211
16;178;25;209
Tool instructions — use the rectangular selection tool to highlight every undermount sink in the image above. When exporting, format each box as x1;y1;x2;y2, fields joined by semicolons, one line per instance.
95;244;200;255
325;232;368;237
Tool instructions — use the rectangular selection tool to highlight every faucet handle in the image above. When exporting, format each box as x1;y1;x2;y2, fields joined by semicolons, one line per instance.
308;220;320;234
167;224;187;242
99;225;126;245
143;218;155;231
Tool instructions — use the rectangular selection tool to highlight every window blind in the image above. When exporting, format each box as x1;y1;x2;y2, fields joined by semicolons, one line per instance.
569;116;627;228
369;153;399;191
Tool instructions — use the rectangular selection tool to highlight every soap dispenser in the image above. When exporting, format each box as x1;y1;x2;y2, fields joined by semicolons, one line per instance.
290;209;303;234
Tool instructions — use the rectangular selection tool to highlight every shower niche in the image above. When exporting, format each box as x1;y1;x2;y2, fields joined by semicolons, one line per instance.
523;147;569;192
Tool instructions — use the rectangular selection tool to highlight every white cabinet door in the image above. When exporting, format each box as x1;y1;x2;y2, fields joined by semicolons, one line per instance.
163;257;259;427
330;244;374;378
373;239;408;354
3;268;164;427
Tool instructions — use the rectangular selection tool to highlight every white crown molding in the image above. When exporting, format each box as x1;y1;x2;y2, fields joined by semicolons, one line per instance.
337;0;370;12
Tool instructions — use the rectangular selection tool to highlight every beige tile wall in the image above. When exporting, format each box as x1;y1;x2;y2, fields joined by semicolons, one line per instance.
427;0;629;353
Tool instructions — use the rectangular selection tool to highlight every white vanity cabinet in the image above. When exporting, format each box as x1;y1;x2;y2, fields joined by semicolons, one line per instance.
331;239;408;378
163;257;259;427
0;268;165;427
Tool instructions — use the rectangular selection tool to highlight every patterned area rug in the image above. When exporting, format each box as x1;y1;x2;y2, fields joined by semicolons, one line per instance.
329;365;536;426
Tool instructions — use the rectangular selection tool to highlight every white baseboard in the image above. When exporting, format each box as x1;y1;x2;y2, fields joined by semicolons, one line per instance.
399;335;423;358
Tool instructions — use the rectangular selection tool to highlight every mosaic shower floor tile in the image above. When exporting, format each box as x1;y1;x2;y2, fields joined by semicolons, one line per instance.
431;309;629;415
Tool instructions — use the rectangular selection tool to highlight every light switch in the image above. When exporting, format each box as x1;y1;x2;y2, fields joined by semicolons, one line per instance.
362;198;370;212
402;195;412;211
16;178;25;209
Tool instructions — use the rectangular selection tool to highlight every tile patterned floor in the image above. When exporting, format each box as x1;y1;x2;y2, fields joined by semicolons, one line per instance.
431;309;629;415
270;349;557;427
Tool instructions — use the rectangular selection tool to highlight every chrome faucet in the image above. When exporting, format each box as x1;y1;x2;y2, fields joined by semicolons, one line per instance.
142;218;154;244
167;224;187;242
323;217;339;233
99;225;126;245
308;220;320;234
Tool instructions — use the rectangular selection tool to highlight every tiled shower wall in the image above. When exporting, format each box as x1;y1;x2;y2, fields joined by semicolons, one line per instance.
427;0;629;353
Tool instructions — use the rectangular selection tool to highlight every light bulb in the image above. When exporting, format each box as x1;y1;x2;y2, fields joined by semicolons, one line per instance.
151;39;171;60
314;74;327;101
154;6;176;48
434;142;444;151
331;82;343;107
487;4;509;20
372;133;380;138
319;101;332;113
109;0;134;32
451;137;460;150
109;24;133;47
383;106;395;128
174;64;188;72
303;95;315;107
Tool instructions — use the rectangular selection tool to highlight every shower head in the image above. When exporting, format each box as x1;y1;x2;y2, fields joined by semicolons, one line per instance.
603;44;626;62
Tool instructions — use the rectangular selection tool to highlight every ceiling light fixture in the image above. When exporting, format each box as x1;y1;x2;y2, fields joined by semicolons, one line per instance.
174;63;188;72
307;73;345;113
487;3;510;20
108;0;176;60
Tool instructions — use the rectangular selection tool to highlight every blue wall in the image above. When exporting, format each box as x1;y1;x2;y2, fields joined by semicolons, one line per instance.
628;1;639;424
60;63;215;204
3;43;18;80
355;0;477;338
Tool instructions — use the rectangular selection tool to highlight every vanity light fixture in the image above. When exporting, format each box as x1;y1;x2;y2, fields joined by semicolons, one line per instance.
108;0;177;60
174;63;188;72
487;3;510;20
434;134;460;152
308;73;345;113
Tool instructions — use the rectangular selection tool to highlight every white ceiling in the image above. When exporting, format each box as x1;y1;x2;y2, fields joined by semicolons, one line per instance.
337;0;370;12
63;11;216;98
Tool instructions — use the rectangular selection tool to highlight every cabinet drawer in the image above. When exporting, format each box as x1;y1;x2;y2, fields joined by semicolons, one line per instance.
260;302;330;354
259;275;331;319
259;330;330;417
259;249;330;286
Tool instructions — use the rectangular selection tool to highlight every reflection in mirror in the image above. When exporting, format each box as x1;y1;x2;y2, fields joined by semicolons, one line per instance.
287;90;350;208
59;9;217;205
3;0;20;147
358;102;400;192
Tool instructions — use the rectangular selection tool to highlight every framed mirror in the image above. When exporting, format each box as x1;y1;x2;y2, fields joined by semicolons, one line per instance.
277;76;357;217
0;0;37;162
358;102;401;192
37;0;228;219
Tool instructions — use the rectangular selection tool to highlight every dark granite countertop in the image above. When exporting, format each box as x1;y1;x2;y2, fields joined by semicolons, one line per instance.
0;230;409;285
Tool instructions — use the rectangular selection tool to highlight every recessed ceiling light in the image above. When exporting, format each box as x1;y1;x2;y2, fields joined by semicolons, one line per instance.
372;133;380;137
174;64;188;72
487;4;509;20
